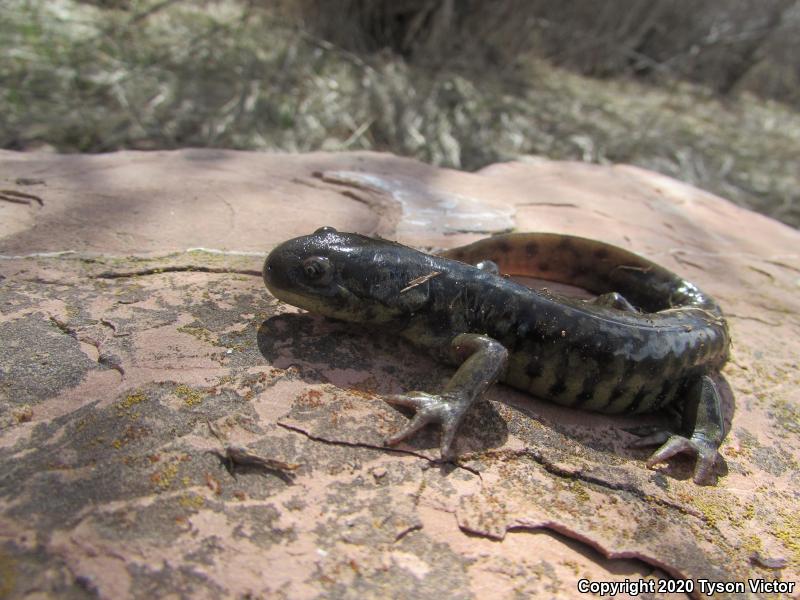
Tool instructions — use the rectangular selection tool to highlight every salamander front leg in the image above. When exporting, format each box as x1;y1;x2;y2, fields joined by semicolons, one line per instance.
643;375;725;484
384;333;509;460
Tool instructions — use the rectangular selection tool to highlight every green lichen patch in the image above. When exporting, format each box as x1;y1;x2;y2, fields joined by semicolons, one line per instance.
772;510;800;567
176;323;218;346
178;493;205;510
148;453;198;493
174;384;205;407
119;391;148;411
676;489;746;529
770;398;800;436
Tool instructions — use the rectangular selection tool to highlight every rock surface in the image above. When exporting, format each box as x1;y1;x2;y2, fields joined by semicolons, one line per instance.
0;149;798;599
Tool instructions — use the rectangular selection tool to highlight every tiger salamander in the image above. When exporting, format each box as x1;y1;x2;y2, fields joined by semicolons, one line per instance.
263;227;730;484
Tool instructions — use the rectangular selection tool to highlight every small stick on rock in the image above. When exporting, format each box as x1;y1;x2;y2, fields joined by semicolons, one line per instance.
206;419;301;482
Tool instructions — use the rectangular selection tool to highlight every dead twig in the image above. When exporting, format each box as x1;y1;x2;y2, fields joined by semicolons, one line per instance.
206;419;301;483
400;271;441;293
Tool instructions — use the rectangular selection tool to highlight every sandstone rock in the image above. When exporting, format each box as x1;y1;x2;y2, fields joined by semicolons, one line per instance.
1;149;798;598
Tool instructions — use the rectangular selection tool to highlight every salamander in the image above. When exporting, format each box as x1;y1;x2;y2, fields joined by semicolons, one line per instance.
263;226;731;484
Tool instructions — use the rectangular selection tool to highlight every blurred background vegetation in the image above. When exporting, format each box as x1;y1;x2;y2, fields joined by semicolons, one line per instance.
1;0;798;227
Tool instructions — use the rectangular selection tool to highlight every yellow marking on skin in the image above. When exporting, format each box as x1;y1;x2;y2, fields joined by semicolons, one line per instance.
580;354;625;411
635;390;661;413
505;353;532;389
528;355;558;398
562;353;595;405
605;374;647;414
581;378;617;411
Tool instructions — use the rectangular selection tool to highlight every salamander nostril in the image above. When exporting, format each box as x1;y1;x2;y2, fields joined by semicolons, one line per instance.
263;252;281;289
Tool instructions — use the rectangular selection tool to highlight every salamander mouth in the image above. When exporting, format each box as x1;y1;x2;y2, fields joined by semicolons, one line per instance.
263;249;295;296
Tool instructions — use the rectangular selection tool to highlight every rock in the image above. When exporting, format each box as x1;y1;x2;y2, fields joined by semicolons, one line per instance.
0;149;798;598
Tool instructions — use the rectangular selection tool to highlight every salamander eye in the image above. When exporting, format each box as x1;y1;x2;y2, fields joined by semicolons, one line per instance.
302;256;332;285
314;226;337;234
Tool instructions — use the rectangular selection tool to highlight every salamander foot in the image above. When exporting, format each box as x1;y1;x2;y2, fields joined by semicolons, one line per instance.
646;434;722;485
384;391;472;460
384;333;509;460
638;375;725;485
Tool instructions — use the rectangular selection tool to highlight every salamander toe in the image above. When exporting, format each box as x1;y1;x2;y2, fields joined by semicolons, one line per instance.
646;434;722;485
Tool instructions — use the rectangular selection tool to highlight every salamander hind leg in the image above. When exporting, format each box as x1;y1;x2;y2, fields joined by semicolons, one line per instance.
384;333;508;460
640;375;725;485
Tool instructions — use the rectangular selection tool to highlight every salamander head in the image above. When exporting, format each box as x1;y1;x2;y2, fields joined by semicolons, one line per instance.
263;227;434;323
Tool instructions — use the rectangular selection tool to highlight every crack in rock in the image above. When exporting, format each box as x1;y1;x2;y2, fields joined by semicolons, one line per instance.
94;265;261;279
277;421;432;461
474;448;704;520
277;421;481;481
503;522;699;598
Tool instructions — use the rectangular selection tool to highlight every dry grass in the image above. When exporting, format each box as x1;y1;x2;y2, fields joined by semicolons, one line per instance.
1;0;798;227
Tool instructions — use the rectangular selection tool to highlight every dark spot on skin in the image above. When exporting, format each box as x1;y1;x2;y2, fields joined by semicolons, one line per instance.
594;247;610;260
574;390;593;406
573;372;600;407
547;348;574;399
603;385;625;410
592;346;615;370
626;388;649;414
653;378;676;410
496;240;511;254
526;362;543;379
548;379;566;397
557;237;580;258
525;242;538;257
